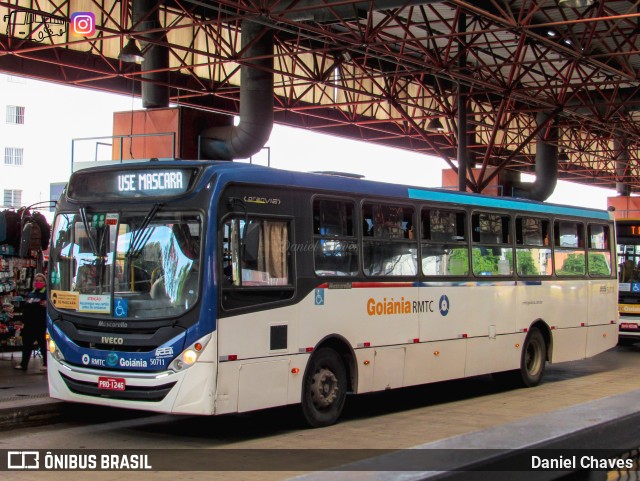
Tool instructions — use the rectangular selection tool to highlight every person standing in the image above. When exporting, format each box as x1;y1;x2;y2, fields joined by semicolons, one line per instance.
15;272;48;372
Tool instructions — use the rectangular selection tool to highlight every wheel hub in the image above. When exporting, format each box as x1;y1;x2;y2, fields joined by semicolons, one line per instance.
526;341;541;375
310;367;339;409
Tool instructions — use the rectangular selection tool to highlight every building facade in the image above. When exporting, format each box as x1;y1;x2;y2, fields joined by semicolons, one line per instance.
0;74;140;211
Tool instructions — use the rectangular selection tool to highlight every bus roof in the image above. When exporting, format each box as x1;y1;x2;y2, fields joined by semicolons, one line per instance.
202;161;610;221
73;160;611;221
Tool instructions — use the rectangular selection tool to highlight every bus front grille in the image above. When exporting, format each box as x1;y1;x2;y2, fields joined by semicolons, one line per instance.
60;373;176;402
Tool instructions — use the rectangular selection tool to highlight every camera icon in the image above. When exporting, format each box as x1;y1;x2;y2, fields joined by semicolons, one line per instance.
70;12;95;37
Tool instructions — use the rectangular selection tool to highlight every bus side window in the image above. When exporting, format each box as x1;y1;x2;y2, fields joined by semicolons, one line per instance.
420;208;468;276
313;199;358;277
222;217;291;287
471;212;513;276
221;221;237;286
554;221;586;276
515;216;552;276
221;216;294;310
362;203;417;277
587;224;612;277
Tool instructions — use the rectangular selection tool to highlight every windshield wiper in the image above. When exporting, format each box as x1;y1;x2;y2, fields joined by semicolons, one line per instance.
126;203;163;259
79;206;99;256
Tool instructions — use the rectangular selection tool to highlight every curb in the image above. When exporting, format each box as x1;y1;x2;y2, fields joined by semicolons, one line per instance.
0;399;66;429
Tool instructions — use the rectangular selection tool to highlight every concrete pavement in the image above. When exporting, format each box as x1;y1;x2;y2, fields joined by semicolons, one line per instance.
0;351;64;428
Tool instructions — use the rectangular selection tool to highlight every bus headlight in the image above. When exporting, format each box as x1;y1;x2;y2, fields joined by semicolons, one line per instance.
48;337;64;361
183;349;198;365
168;334;211;372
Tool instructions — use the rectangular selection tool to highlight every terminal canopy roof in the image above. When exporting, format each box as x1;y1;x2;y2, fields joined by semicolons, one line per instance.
1;0;640;192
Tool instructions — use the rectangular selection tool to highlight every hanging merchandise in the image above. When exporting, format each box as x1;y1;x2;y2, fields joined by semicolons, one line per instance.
31;211;51;250
19;221;41;258
0;210;22;253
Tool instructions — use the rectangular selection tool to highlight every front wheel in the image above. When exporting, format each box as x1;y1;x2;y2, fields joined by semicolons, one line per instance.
301;348;347;428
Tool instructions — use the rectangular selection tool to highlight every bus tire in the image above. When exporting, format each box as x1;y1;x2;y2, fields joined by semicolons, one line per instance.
494;328;546;388
301;348;347;428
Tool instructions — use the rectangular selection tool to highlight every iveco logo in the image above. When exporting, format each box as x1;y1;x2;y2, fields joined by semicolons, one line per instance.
101;336;124;345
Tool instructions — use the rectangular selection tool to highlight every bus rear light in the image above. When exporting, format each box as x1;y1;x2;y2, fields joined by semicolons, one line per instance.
412;338;419;343
358;342;371;348
580;323;586;327
522;328;528;333
228;354;238;361
460;334;467;339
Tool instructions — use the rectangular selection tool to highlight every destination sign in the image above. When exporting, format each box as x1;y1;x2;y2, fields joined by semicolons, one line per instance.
117;171;184;193
67;168;197;200
618;222;640;238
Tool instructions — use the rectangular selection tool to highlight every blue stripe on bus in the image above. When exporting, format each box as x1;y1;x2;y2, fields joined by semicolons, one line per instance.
407;188;610;220
412;281;518;287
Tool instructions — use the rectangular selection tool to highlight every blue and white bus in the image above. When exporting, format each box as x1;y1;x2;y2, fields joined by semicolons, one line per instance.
46;161;618;426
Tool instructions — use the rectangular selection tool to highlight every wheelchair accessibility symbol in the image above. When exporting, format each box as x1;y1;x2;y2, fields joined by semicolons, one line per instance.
314;289;325;306
114;298;128;318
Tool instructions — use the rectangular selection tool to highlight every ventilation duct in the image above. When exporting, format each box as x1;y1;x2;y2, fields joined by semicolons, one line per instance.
512;112;558;202
133;0;169;108
615;138;630;196
200;20;274;160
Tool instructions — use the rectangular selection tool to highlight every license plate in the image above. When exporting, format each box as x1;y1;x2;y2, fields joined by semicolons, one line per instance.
620;323;639;330
98;377;125;391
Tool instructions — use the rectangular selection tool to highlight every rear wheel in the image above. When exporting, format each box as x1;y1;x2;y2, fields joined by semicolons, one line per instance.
520;328;546;386
494;328;547;388
301;348;347;428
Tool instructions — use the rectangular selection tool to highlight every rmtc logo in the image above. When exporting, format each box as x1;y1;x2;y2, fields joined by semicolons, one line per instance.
101;336;124;345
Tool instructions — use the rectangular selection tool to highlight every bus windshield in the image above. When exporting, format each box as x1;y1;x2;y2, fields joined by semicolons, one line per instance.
49;210;201;319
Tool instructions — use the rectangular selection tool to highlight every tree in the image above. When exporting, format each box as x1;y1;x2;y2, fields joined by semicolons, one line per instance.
556;253;585;276
516;250;537;275
588;253;611;276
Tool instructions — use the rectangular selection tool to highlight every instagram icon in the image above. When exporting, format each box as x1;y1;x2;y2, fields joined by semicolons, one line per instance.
70;12;96;37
